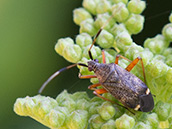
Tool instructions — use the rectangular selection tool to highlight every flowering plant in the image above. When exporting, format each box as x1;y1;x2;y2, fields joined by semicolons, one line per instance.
14;0;172;128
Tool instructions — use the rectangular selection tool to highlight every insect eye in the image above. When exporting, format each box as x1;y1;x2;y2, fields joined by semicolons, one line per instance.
94;59;99;63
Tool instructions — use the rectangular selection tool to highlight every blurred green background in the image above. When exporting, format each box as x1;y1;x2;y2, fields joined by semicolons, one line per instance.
0;0;171;129
0;0;85;129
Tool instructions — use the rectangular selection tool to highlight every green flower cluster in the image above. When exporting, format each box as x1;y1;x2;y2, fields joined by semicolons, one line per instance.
14;0;172;128
14;90;172;129
55;0;172;104
14;91;89;129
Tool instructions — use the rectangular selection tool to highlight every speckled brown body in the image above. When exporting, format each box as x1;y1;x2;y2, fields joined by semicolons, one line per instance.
88;60;154;112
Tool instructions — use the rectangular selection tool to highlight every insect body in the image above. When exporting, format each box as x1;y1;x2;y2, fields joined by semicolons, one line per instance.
87;59;154;112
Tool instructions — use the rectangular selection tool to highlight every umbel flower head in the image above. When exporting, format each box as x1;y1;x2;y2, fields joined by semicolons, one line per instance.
14;0;172;128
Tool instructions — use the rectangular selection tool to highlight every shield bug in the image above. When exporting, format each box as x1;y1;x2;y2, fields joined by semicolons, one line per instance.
39;7;154;113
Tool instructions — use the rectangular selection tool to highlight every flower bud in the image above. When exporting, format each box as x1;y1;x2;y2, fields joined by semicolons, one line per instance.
72;91;90;101
134;122;151;129
97;30;115;48
163;48;172;57
115;114;135;129
56;90;76;113
82;44;101;59
76;33;92;47
97;101;116;120
96;0;112;14
154;101;171;121
128;0;146;14
124;43;144;60
124;14;144;34
89;114;106;129
110;23;128;36
144;35;170;54
94;13;116;31
55;38;82;63
82;0;99;15
66;110;88;129
162;23;172;41
101;119;116;129
46;109;66;128
147;113;159;128
55;37;74;56
111;2;129;22
146;57;168;79
80;18;98;36
115;31;133;52
73;8;92;25
76;99;90;111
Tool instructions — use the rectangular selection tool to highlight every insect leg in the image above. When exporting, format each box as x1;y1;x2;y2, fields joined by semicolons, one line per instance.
88;83;135;114
94;88;135;114
114;55;146;84
89;85;117;103
88;83;122;105
114;54;132;64
88;83;102;90
93;88;122;104
94;89;113;102
125;56;146;83
78;74;97;79
102;50;106;63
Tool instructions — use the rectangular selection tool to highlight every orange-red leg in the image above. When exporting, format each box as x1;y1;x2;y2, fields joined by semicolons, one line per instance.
114;55;146;84
114;54;132;64
78;73;97;79
88;84;115;103
94;88;107;94
125;56;146;83
102;50;106;64
88;83;123;107
88;83;101;89
93;88;133;113
125;56;141;71
88;83;110;101
88;83;135;114
93;89;115;103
